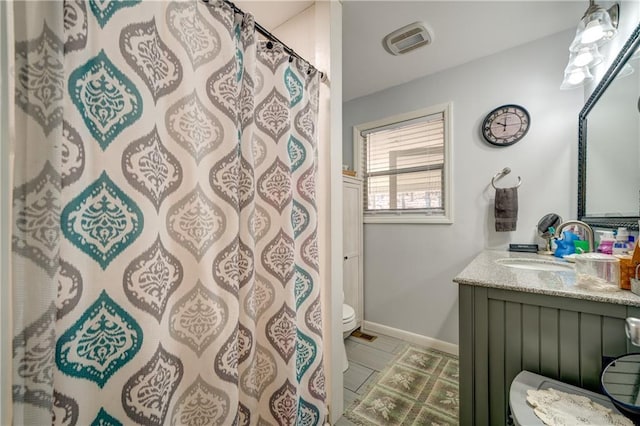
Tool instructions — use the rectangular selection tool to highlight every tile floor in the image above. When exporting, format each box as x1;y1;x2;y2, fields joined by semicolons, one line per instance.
335;332;407;426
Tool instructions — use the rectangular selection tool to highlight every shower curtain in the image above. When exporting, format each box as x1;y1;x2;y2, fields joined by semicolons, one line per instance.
9;1;325;424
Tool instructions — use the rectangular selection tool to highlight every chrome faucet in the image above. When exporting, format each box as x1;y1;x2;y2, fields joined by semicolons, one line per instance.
555;220;595;252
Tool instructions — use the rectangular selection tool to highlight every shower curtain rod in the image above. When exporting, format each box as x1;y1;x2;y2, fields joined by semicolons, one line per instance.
203;0;327;83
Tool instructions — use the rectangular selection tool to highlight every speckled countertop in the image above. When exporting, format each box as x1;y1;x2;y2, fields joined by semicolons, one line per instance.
453;250;640;307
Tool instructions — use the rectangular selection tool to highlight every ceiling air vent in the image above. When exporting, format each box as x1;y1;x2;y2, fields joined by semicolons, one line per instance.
383;22;432;56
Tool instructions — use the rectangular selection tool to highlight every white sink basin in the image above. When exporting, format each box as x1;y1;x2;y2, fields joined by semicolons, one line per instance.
495;258;574;271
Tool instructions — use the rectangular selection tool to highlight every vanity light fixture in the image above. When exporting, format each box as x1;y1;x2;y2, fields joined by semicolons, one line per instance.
569;0;619;51
560;0;619;90
560;65;594;90
569;44;604;68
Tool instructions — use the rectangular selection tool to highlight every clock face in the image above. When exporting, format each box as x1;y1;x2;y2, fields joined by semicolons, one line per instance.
482;104;530;146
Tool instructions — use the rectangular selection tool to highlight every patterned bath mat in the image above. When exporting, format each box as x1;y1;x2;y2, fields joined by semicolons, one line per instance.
344;345;459;425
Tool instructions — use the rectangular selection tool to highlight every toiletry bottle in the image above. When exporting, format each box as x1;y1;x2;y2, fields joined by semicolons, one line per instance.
613;227;631;255
617;227;629;241
554;230;578;258
597;230;615;255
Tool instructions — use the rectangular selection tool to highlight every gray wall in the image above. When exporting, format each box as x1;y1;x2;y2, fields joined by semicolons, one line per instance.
343;30;584;345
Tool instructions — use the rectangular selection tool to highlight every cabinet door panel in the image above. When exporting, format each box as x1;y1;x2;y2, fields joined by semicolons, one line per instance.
540;307;559;378
580;313;602;391
488;299;505;426
522;304;540;372
343;256;359;313
461;283;636;425
343;183;361;256
559;310;580;384
342;177;362;325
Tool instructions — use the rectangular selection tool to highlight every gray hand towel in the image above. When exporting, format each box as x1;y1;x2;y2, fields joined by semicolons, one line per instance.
495;187;518;232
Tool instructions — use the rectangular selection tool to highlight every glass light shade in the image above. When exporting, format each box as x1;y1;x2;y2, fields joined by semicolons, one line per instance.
569;5;617;52
560;65;593;90
569;44;604;68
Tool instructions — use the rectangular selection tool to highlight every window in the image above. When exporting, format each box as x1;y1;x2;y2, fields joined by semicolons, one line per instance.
354;104;453;224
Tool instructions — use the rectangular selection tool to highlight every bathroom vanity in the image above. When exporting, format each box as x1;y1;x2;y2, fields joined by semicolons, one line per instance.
454;250;640;425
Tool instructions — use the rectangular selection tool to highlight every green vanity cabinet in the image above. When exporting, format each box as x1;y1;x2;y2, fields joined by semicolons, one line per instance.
458;284;640;425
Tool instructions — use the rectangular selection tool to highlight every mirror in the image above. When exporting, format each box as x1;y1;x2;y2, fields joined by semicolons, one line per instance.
601;353;640;422
537;213;562;254
578;24;640;230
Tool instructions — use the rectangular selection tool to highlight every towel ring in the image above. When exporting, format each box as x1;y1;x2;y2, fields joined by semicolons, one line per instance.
491;167;522;190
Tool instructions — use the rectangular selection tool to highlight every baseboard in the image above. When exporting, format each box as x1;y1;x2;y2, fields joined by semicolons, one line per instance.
362;320;459;356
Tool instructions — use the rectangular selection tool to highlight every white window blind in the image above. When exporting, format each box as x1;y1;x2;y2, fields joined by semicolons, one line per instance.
362;112;445;215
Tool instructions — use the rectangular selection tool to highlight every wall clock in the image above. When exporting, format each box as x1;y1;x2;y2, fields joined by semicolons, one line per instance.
482;104;530;146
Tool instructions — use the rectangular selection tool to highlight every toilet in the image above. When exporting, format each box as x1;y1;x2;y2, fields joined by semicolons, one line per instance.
341;303;357;372
509;371;623;425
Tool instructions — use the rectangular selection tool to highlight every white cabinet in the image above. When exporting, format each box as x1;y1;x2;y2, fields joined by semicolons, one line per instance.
343;176;363;327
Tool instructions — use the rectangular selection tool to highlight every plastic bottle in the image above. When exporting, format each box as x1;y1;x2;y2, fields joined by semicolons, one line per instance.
613;227;631;255
617;227;629;242
597;230;615;255
554;230;579;258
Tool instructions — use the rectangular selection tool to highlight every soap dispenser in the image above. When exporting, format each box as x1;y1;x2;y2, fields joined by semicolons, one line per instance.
597;230;615;255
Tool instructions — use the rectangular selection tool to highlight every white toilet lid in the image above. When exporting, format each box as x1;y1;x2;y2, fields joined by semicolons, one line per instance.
342;304;355;322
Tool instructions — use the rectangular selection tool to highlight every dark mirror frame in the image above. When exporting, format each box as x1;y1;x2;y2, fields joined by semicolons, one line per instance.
578;23;640;231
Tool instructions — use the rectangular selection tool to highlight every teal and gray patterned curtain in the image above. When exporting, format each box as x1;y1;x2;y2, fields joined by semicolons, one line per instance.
9;1;325;424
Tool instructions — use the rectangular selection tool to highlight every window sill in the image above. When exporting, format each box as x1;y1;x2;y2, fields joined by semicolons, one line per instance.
364;214;453;224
